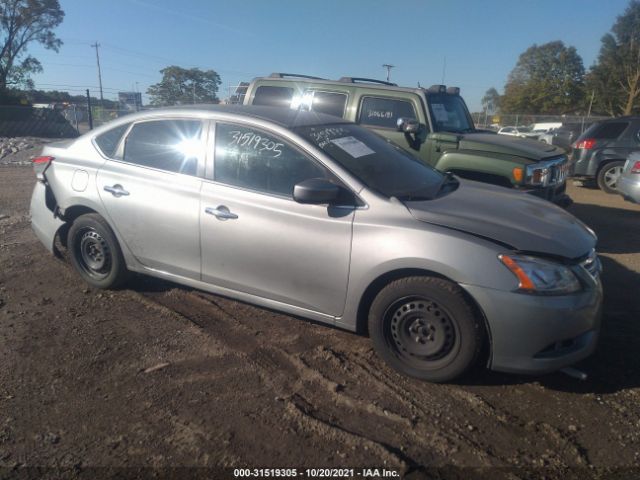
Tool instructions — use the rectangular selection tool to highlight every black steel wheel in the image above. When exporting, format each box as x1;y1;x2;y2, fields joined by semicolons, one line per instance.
68;213;128;289
369;276;484;382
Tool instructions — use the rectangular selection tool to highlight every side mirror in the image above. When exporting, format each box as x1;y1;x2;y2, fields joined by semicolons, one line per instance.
293;178;340;204
396;117;421;133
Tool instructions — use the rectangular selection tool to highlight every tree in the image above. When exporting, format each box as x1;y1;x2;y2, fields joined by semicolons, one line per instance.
147;66;221;106
588;0;640;116
501;41;585;114
0;0;64;91
481;87;501;114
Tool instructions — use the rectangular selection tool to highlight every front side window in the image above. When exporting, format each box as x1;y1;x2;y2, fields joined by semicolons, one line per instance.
358;97;416;129
95;123;130;157
123;120;203;176
214;123;327;197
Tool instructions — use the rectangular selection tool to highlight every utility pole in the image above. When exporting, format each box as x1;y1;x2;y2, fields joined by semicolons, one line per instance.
91;42;104;107
382;64;394;83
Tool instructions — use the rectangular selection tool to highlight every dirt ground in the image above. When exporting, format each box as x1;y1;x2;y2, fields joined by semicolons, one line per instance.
1;162;639;480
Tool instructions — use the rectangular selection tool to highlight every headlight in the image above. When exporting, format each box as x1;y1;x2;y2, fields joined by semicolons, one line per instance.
499;254;581;295
525;164;550;186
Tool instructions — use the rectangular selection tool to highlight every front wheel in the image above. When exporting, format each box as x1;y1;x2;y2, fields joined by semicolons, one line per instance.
67;213;128;289
368;277;484;382
596;161;625;194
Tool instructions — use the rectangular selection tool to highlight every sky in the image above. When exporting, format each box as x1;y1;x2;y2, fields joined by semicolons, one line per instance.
27;0;631;111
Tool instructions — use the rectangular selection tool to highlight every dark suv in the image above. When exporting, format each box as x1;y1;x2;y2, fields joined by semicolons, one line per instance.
571;117;639;193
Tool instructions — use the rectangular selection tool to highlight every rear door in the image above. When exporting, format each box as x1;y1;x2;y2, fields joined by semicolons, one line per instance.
97;118;206;279
199;121;354;316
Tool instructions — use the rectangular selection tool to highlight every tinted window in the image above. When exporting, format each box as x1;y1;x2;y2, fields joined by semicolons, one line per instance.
214;123;327;197
589;122;629;139
253;86;294;108
358;97;416;129
311;91;347;117
296;123;444;200
123;120;203;176
95;123;130;157
427;93;474;133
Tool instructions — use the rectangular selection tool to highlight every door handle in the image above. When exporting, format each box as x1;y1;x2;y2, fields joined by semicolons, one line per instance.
104;184;130;197
205;205;238;220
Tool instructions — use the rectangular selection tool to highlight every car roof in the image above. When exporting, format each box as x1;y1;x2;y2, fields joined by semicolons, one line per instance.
153;104;349;128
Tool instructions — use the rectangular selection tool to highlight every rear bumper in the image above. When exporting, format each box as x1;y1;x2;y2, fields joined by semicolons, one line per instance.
618;174;640;203
30;182;64;253
462;279;602;375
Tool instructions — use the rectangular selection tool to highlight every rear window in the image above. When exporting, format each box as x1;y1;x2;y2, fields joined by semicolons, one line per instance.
95;123;130;157
252;86;294;108
587;122;629;139
358;97;416;129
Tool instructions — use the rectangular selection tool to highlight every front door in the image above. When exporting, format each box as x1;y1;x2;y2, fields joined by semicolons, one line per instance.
200;122;354;316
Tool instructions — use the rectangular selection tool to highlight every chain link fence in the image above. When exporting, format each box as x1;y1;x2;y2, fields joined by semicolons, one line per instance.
473;112;610;132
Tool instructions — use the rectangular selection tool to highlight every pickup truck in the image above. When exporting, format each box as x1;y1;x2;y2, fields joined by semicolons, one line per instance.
242;74;571;206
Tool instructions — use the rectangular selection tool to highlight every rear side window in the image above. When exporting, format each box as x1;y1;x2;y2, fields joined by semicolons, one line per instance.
358;97;416;129
311;91;347;117
214;122;327;197
123;120;203;176
95;123;130;157
589;122;629;139
253;86;294;108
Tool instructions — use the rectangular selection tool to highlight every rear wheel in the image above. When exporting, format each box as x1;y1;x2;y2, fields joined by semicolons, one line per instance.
596;161;625;194
67;213;128;289
368;276;484;382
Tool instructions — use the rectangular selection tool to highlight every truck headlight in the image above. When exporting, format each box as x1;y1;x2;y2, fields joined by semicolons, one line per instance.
525;164;550;186
499;254;581;295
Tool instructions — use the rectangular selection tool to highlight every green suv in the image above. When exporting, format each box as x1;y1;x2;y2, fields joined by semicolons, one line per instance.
243;74;571;206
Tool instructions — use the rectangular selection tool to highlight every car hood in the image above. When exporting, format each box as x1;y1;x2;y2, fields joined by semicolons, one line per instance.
405;180;595;259
459;132;564;161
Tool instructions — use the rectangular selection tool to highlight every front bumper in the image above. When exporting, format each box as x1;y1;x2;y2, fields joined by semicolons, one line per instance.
462;278;602;375
522;182;572;208
618;174;640;203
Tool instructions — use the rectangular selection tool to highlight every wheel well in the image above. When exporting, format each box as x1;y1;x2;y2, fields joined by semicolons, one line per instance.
596;158;625;175
356;269;493;367
57;205;100;248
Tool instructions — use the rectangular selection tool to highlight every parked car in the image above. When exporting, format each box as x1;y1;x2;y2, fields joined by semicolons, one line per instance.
243;74;571;207
31;105;602;382
618;151;640;203
538;123;587;150
497;126;540;139
570;116;640;193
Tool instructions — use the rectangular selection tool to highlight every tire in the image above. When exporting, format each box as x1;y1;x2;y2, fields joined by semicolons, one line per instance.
596;161;625;194
67;213;128;289
368;276;484;383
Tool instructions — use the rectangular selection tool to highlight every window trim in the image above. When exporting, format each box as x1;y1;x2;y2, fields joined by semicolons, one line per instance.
357;95;418;131
109;117;208;178
91;121;132;160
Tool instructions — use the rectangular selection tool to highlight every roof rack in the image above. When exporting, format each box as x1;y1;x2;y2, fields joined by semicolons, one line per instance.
268;73;326;80
338;77;397;86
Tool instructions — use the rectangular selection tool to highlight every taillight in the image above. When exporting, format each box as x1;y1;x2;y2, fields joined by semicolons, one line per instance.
574;138;596;150
631;161;640;174
32;156;54;181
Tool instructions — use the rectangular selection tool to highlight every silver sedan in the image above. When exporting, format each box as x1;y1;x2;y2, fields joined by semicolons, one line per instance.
618;152;640;203
30;105;602;382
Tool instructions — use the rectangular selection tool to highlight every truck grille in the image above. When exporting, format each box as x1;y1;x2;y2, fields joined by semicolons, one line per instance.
544;156;569;186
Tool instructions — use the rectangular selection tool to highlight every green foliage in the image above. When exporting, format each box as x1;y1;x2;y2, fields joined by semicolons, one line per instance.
588;0;640;116
481;87;501;114
147;66;221;106
501;41;585;114
0;0;64;92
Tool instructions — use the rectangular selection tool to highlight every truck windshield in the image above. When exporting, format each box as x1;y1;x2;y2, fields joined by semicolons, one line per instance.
427;94;474;133
295;123;444;200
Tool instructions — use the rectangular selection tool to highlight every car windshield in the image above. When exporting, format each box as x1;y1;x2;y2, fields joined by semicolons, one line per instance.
427;93;474;133
295;123;445;200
